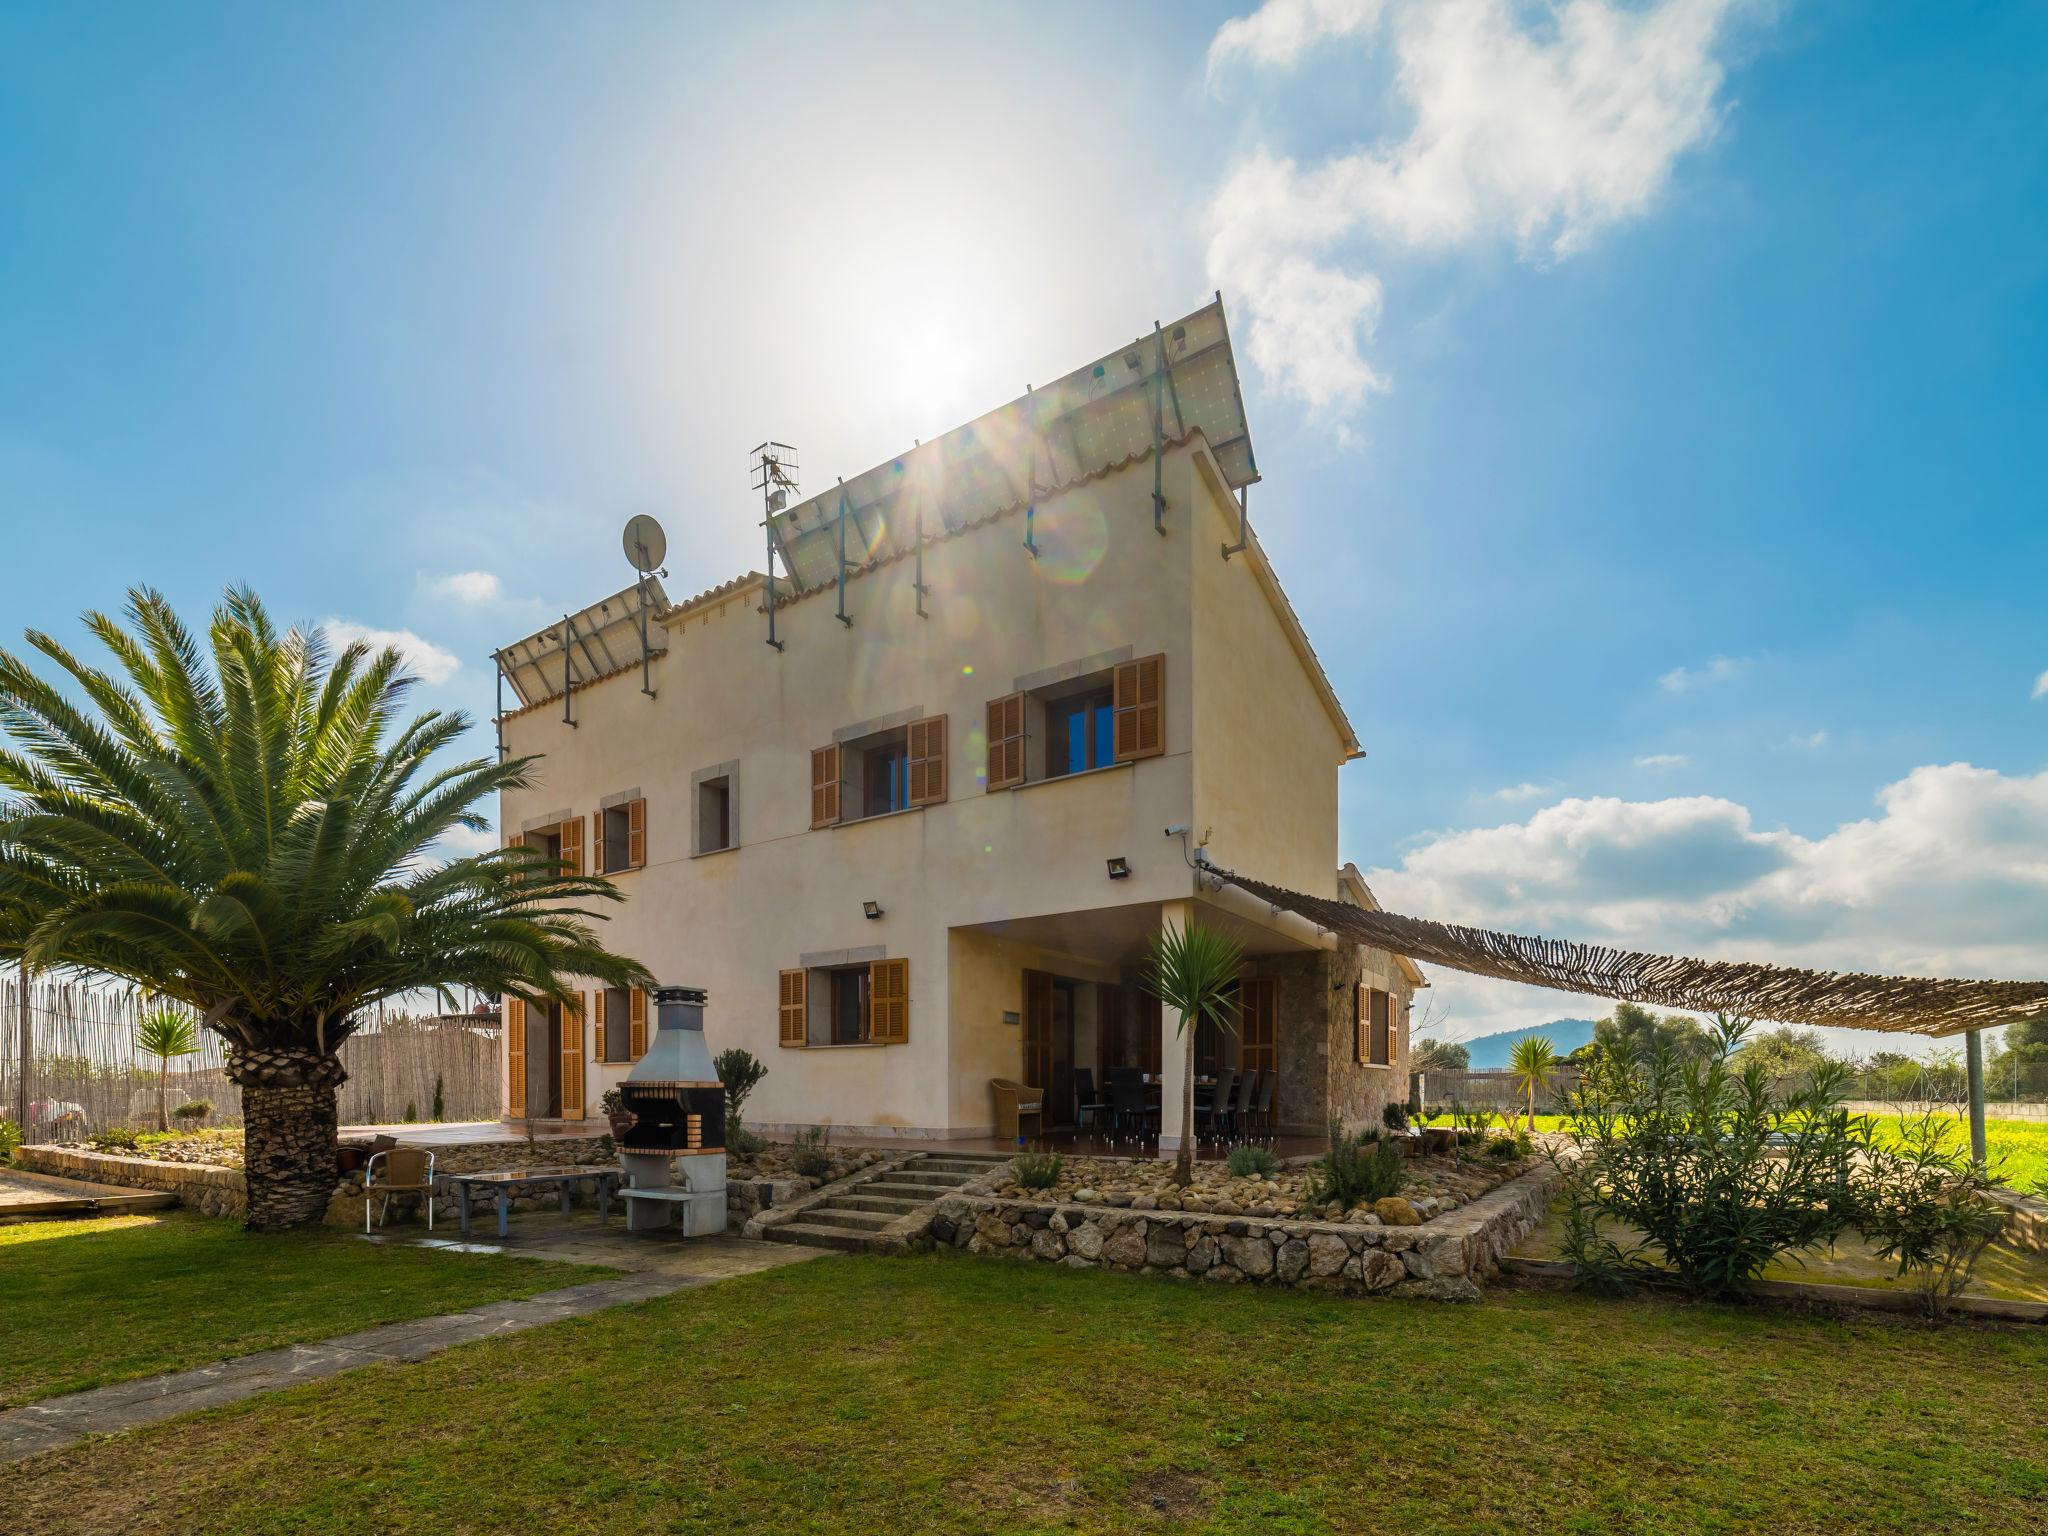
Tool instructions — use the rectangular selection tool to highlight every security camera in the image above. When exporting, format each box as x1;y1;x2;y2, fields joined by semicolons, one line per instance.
1164;824;1189;837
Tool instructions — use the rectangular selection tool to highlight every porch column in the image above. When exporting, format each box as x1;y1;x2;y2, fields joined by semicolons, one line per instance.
1965;1027;1987;1166
1156;900;1193;1160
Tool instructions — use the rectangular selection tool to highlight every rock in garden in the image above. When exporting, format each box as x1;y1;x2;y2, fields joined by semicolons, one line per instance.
1357;1249;1406;1291
1222;1234;1274;1278
1030;1229;1064;1262
1306;1232;1349;1277
1372;1197;1421;1226
1066;1221;1104;1261
1274;1238;1310;1283
1131;1193;1159;1211
1102;1224;1148;1267
1074;1188;1098;1203
1146;1224;1187;1267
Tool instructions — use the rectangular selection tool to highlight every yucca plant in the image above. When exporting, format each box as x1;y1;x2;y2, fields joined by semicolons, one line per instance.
0;587;651;1228
1142;919;1243;1187
1509;1034;1557;1132
136;1005;199;1132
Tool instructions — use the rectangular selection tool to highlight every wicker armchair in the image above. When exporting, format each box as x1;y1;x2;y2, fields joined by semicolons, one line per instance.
989;1079;1044;1143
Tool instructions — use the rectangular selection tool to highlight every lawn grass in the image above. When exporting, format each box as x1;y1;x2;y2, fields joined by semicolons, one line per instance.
12;1252;2047;1535
0;1211;605;1408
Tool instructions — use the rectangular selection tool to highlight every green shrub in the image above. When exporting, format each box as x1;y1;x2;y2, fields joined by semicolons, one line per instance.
1860;1110;2010;1318
0;1118;20;1162
726;1123;766;1159
89;1126;143;1153
1011;1150;1063;1190
1304;1121;1403;1209
402;1101;419;1124
1225;1144;1278;1178
1485;1135;1520;1160
715;1048;769;1140
1381;1102;1410;1132
432;1075;446;1122
790;1125;833;1178
172;1100;212;1124
1556;1015;1868;1298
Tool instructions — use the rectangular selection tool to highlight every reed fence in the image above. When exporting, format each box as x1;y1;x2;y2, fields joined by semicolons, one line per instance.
1;974;503;1136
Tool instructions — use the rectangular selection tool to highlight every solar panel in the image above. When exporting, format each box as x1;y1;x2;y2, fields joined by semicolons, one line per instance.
768;297;1256;596
494;579;669;709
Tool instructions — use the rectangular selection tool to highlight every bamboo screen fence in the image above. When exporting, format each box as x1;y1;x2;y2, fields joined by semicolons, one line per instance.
1;974;503;1136
1215;867;2048;1039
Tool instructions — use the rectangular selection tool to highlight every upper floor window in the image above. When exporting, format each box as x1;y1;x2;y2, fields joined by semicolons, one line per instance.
810;716;947;828
986;653;1164;791
593;799;646;875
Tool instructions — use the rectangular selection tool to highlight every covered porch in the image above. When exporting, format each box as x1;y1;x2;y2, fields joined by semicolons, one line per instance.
947;886;1404;1154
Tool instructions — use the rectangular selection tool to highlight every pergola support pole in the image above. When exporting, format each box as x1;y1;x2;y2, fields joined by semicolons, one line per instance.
1965;1027;1987;1165
14;958;28;1132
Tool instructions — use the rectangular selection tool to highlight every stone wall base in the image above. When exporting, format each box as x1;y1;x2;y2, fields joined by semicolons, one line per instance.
927;1161;1559;1299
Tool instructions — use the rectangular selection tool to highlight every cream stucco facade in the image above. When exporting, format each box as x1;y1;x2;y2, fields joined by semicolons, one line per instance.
496;428;1419;1144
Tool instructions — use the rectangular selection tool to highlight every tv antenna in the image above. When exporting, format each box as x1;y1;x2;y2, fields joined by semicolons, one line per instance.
620;514;667;698
752;442;799;651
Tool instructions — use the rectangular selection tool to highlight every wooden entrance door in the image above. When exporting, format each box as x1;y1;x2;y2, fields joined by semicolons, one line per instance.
1023;970;1053;1101
1049;981;1077;1127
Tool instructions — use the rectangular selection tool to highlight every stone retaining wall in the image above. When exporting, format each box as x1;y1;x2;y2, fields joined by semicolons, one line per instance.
1992;1188;2048;1254
18;1145;248;1219
929;1160;1558;1300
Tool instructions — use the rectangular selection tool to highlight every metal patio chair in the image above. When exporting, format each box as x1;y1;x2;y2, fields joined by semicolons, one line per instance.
363;1146;437;1233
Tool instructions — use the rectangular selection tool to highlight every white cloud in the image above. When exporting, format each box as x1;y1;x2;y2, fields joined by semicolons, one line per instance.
1658;654;1747;692
1208;0;1387;80
2032;669;2048;701
1634;752;1690;767
1368;763;2048;1057
436;822;500;859
1790;729;1828;750
1491;780;1558;803
1205;0;1750;410
321;619;462;686
427;570;503;605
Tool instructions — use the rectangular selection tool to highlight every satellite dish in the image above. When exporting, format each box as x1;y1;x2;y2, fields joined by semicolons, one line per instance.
622;514;667;574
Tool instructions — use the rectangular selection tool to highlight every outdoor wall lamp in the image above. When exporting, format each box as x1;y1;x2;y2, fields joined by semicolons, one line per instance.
1106;857;1131;880
862;900;884;920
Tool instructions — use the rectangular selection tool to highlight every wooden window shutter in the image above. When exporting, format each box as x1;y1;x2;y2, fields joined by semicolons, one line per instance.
870;958;909;1044
629;987;648;1059
1113;653;1165;762
986;692;1026;791
560;994;586;1120
505;998;526;1116
628;798;646;869
810;745;841;828
778;968;808;1047
1371;989;1391;1066
593;986;607;1055
907;715;948;807
558;816;583;877
589;814;605;876
1355;983;1369;1065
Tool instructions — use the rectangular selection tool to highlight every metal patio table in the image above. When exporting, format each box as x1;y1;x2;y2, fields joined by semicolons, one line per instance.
441;1165;620;1239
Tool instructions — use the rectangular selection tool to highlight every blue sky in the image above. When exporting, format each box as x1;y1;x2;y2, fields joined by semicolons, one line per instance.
3;1;2044;1052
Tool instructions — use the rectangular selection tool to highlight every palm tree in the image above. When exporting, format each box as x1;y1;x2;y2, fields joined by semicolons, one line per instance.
0;587;650;1228
137;1005;200;1131
1142;920;1243;1187
1509;1034;1556;1133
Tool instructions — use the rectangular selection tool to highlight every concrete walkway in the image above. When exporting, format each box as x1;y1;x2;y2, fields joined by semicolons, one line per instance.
0;1226;829;1465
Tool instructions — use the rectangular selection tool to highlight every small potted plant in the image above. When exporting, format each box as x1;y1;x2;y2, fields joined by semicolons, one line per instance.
599;1086;635;1139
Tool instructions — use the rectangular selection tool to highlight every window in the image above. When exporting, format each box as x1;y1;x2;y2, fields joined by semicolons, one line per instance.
813;716;945;826
776;960;909;1046
863;741;909;818
1046;687;1114;777
1357;986;1392;1066
599;985;632;1062
697;776;731;853
593;799;645;875
518;817;582;875
985;652;1163;792
828;967;871;1044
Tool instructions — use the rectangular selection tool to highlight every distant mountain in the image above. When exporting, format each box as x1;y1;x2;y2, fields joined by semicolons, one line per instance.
1459;1019;1598;1070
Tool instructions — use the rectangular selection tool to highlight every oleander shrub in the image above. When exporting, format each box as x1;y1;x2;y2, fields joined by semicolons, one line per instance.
1860;1110;2010;1318
0;1117;20;1162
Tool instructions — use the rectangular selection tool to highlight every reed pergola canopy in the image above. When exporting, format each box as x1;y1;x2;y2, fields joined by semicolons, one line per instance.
1212;867;2048;1040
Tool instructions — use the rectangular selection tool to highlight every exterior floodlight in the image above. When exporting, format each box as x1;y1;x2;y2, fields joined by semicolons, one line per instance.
863;900;884;920
1106;857;1131;880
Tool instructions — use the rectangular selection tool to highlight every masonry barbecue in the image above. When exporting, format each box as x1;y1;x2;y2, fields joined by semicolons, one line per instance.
616;985;727;1235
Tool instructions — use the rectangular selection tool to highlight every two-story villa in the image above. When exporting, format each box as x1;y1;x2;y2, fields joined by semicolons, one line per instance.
492;297;1420;1150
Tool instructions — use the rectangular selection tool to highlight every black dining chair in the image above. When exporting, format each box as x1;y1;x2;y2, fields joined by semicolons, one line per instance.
1073;1067;1109;1139
1108;1068;1152;1146
1233;1069;1259;1139
1199;1066;1237;1143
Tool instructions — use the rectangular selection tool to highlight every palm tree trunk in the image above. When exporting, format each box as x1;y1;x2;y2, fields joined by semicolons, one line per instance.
1174;1030;1195;1187
157;1058;169;1132
228;1044;347;1230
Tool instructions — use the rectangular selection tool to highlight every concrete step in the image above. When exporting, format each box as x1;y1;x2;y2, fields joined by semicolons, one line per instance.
833;1194;929;1215
762;1220;876;1253
886;1169;978;1188
860;1180;964;1201
916;1161;1003;1177
803;1206;899;1231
